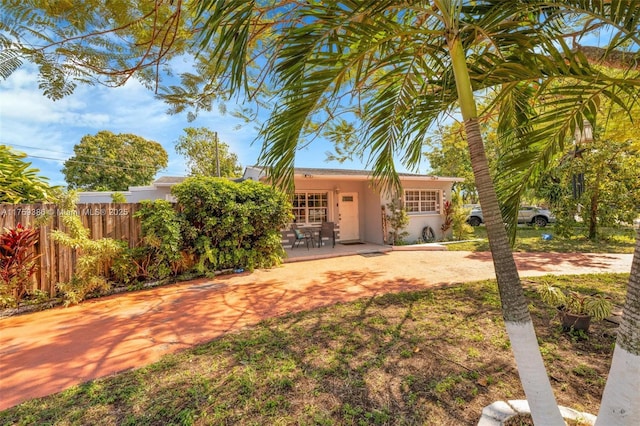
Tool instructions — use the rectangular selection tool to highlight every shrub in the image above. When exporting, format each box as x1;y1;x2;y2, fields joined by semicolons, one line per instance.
440;200;454;236
0;224;40;307
113;200;187;283
385;199;409;245
539;284;613;321
172;177;292;272
110;192;127;203
51;191;122;305
451;192;473;241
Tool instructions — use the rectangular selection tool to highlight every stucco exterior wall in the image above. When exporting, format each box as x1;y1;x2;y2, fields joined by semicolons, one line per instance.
380;178;456;243
362;183;385;244
126;187;174;203
76;192;126;203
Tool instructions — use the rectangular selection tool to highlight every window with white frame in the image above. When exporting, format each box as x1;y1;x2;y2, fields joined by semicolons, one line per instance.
404;189;441;213
292;192;328;224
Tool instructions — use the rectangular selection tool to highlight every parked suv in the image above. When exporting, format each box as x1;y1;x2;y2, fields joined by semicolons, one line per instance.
467;206;555;227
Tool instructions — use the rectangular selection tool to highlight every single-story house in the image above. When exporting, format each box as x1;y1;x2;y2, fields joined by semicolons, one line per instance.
243;166;463;245
77;167;463;245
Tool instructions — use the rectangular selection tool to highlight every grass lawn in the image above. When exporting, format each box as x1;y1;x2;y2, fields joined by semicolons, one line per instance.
445;226;637;253
0;273;628;425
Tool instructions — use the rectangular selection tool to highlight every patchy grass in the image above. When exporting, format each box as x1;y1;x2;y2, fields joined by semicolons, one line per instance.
0;273;628;425
447;226;636;253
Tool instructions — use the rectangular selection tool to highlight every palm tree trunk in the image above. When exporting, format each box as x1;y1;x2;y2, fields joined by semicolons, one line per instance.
465;119;564;425
596;228;640;425
449;37;564;424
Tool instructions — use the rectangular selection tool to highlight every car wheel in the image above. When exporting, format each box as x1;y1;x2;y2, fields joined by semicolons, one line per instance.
468;216;481;227
533;216;548;227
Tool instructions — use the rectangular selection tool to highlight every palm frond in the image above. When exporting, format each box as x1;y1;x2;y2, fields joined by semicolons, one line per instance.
495;46;640;239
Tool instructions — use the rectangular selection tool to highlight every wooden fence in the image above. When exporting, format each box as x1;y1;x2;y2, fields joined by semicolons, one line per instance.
0;203;144;296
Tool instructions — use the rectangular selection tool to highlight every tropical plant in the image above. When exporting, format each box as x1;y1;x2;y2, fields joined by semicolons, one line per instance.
440;201;454;238
192;1;640;424
0;145;53;203
50;192;122;305
126;200;187;281
385;199;409;245
450;191;473;241
0;224;40;307
110;192;127;203
539;284;613;322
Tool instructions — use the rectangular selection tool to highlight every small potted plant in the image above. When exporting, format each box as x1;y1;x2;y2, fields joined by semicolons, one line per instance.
538;284;613;332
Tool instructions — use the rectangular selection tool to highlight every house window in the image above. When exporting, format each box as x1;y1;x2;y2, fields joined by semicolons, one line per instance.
292;192;328;224
404;190;441;213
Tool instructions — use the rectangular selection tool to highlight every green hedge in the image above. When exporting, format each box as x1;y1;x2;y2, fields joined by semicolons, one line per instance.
172;176;292;272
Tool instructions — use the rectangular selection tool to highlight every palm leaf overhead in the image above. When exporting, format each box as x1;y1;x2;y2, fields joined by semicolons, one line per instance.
191;0;640;196
194;0;576;191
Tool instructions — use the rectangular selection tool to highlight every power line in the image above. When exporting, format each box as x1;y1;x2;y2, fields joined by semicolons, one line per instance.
17;153;161;173
5;144;162;172
8;143;73;157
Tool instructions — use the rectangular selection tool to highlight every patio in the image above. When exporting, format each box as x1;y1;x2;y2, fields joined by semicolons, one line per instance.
283;241;393;263
284;239;455;262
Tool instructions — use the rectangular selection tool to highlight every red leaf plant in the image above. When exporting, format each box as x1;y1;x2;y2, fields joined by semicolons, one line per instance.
0;224;40;305
440;200;454;234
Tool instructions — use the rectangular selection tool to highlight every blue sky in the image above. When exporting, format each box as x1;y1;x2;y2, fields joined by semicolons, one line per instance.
0;65;377;187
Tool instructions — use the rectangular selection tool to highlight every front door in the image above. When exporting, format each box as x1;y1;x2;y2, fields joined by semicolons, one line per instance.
338;192;359;241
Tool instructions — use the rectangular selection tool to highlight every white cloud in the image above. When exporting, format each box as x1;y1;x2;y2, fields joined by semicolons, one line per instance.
0;64;267;185
1;61;372;187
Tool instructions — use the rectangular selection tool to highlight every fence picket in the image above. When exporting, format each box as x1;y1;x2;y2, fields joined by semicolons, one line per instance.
0;203;145;296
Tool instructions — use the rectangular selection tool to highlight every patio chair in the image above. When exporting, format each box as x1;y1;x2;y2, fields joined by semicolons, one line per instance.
318;221;336;248
291;224;313;250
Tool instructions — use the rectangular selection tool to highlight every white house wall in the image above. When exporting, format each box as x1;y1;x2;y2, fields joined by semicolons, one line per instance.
76;192;127;203
381;179;455;243
126;187;174;203
362;183;385;245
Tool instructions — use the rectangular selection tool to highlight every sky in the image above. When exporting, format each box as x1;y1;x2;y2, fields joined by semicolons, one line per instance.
0;64;377;187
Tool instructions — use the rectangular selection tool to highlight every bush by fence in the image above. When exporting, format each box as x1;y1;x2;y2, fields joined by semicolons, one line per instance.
0;203;143;296
1;180;293;303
